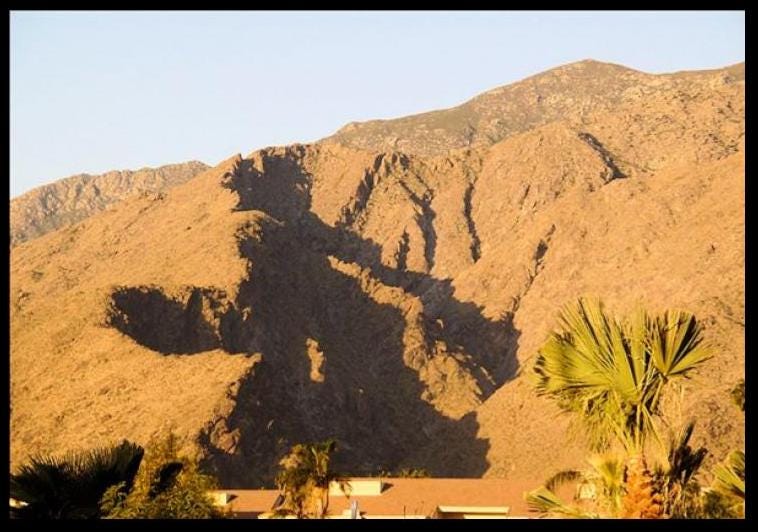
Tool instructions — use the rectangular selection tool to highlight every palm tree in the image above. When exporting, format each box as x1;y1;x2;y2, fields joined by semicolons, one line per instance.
274;439;348;518
10;440;144;519
526;431;710;520
532;298;710;517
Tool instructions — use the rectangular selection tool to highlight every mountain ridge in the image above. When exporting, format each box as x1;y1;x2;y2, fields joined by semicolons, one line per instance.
323;59;744;156
10;160;209;246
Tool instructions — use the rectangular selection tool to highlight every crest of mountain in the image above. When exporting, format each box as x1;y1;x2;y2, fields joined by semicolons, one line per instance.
10;161;209;246
10;60;744;487
324;59;745;156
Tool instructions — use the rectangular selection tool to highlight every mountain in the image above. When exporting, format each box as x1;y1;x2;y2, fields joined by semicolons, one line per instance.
324;60;745;156
10;60;744;487
10;161;209;246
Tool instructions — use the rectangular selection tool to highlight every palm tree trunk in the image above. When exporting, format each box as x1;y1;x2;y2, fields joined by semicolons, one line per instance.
621;454;663;518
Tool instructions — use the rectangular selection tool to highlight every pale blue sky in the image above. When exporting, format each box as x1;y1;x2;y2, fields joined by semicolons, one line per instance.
10;11;744;198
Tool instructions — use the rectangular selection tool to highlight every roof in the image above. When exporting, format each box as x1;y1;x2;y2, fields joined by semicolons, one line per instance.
219;477;541;518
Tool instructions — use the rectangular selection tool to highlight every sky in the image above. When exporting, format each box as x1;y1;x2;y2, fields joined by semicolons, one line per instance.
10;11;745;198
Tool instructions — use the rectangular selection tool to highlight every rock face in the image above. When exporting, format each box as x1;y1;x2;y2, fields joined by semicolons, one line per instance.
10;161;209;246
10;60;744;487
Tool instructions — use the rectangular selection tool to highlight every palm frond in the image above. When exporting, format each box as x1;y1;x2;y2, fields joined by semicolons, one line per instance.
648;311;710;378
545;470;582;492
533;298;709;453
587;455;625;490
712;450;745;501
585;454;626;515
664;421;708;486
10;440;144;519
524;487;594;518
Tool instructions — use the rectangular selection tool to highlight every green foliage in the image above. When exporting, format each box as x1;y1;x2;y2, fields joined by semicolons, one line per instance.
525;454;624;518
533;298;709;453
273;439;346;519
100;432;225;519
527;447;706;519
10;440;144;519
709;450;745;517
527;298;745;519
731;379;745;411
701;489;742;519
381;467;430;478
585;455;626;515
396;467;429;478
359;466;431;478
544;469;582;492
651;421;708;518
524;486;597;518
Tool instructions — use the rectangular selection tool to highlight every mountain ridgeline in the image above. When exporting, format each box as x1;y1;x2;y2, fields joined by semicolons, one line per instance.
10;161;209;246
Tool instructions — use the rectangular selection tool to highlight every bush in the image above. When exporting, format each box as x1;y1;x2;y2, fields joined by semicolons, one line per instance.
395;467;430;478
731;380;745;412
100;432;225;519
273;439;344;519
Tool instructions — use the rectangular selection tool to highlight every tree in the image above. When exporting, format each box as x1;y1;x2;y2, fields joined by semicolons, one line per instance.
10;440;144;519
273;439;348;518
531;298;710;518
534;298;710;453
621;454;664;518
100;432;225;519
526;421;709;519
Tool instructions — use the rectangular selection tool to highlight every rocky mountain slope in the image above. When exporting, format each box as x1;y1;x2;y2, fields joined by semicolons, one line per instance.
326;59;745;157
10;161;209;246
10;60;744;487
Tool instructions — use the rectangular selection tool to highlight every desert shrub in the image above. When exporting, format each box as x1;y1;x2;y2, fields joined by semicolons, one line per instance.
100;432;225;519
361;466;431;478
396;467;430;478
731;379;745;411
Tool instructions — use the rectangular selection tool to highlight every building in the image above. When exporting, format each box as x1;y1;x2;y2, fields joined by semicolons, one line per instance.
212;477;540;519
